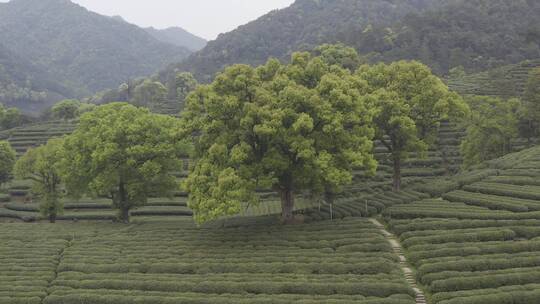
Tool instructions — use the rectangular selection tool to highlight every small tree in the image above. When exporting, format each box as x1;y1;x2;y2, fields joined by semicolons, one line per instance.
132;79;168;112
175;72;198;107
0;141;16;189
0;104;22;130
60;103;189;223
51;99;81;120
522;67;540;137
461;96;520;168
357;61;468;191
182;53;376;224
14;139;64;223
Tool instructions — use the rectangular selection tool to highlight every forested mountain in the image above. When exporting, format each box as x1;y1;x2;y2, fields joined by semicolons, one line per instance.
145;27;207;51
0;0;192;113
167;0;444;82
169;0;540;82
343;0;540;74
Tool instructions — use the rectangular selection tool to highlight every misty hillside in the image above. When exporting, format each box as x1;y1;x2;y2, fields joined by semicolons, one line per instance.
0;0;191;112
146;27;207;51
169;0;540;82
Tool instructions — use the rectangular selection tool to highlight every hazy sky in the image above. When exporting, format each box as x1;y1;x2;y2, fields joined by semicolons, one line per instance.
69;0;296;40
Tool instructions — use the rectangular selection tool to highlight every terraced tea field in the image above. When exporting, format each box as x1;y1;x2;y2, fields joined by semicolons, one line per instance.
383;146;540;303
0;218;417;304
0;121;77;157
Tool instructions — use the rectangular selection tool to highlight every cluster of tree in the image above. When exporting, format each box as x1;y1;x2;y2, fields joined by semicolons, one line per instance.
461;67;540;167
167;0;539;82
46;99;95;121
90;72;198;114
0;103;22;130
182;45;468;223
14;103;190;223
6;45;467;225
0;0;192;113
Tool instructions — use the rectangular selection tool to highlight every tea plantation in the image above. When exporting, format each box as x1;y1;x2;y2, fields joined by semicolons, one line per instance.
2;120;540;303
383;146;540;303
0;218;417;304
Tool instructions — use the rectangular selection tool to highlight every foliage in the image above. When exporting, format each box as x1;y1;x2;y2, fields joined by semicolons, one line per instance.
51;99;80;120
173;72;198;110
90;72;198;115
0;141;16;188
0;103;22;130
182;52;377;224
132;80;168;112
60;103;190;223
461;96;520;168
14;138;64;223
357;61;468;190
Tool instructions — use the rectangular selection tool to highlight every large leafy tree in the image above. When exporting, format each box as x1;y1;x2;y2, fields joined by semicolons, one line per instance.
14;138;64;223
357;61;468;191
461;96;521;168
0;141;16;188
132;79;168;112
182;52;377;224
61;103;189;223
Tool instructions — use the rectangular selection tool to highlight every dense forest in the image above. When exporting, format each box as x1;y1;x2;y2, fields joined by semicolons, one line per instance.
165;0;540;82
0;0;198;113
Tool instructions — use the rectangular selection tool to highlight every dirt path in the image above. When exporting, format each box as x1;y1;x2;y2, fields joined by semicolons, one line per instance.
369;218;427;304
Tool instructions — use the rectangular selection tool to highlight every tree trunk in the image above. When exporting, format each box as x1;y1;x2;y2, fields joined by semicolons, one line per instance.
280;188;295;224
120;207;130;224
392;155;401;192
118;182;130;223
49;213;56;224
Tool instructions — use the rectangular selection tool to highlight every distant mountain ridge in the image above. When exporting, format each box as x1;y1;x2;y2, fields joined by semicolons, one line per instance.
166;0;446;82
0;0;191;113
145;26;207;51
168;0;540;83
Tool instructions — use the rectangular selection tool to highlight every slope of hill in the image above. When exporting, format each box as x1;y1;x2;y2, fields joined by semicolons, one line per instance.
169;0;540;82
383;145;540;303
0;0;192;112
168;0;444;81
447;59;540;98
345;0;540;74
145;26;207;51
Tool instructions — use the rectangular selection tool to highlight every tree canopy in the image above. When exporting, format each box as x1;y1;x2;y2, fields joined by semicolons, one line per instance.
357;61;468;190
461;96;521;168
182;52;377;224
0;103;22;130
60;103;190;223
0;141;16;188
14;138;64;223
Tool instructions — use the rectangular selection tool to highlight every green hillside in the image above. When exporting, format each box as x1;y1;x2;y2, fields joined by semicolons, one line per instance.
2;135;540;303
383;146;540;303
168;0;540;82
447;59;540;98
167;0;445;82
